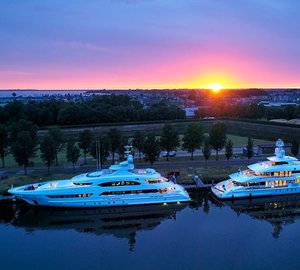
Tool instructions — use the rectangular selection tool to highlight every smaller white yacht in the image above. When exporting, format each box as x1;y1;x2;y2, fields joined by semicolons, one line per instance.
9;153;190;207
212;139;300;199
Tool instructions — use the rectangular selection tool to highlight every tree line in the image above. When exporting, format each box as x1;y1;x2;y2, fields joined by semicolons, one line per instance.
0;95;185;127
197;102;300;120
1;120;299;174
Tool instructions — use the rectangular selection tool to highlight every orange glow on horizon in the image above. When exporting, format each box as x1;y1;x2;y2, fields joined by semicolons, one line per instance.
2;62;300;90
206;83;223;93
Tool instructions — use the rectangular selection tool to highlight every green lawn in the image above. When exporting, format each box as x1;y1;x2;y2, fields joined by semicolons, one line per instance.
226;135;273;147
3;148;69;168
2;147;97;169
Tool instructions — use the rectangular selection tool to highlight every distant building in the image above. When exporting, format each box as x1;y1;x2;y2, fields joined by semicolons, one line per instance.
184;107;198;117
258;101;298;107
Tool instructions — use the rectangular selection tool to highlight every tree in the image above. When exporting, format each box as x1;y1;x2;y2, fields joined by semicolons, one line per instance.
90;135;110;168
66;139;80;172
132;131;145;162
291;138;299;157
107;128;122;163
78;129;94;164
11;131;37;174
40;134;56;174
225;139;233;166
209;122;227;160
202;136;211;166
49;127;64;166
143;133;161;165
246;137;254;161
9;119;38;144
182;124;203;160
4;100;24;122
160;123;179;161
0;124;9;168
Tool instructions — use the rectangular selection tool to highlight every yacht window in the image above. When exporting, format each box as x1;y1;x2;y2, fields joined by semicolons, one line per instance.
73;182;92;186
265;180;289;188
235;182;242;186
274;161;288;165
99;181;140;187
265;182;269;187
248;182;260;186
147;178;165;184
244;170;255;176
47;193;92;198
101;189;159;195
270;181;275;187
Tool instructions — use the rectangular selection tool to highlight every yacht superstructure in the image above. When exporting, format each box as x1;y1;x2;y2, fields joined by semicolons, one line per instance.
9;154;190;207
211;139;300;199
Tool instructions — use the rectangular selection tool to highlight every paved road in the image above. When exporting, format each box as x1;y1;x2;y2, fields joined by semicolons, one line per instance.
108;146;258;160
173;147;252;157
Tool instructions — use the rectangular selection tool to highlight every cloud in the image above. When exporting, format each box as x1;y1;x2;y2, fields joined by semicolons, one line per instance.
54;41;111;52
0;70;33;76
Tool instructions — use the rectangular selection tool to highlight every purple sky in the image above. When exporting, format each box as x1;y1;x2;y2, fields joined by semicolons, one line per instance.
1;0;300;89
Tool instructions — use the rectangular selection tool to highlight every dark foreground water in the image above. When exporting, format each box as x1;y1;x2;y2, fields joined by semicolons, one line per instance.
0;192;300;270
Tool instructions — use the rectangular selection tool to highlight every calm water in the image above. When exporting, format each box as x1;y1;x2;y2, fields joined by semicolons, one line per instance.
0;192;300;270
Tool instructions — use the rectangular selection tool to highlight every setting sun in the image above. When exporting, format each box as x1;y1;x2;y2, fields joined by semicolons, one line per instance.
207;83;223;93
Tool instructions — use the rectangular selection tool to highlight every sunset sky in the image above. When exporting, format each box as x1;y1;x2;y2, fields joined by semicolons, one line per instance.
1;0;300;89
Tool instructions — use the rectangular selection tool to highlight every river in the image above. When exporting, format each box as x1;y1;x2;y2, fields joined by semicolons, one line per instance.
0;192;299;270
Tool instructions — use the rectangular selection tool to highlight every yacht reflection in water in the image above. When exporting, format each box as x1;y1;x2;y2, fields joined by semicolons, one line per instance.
0;203;187;251
222;194;300;238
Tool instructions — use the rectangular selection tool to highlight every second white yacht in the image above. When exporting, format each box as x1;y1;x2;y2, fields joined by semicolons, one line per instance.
212;139;300;199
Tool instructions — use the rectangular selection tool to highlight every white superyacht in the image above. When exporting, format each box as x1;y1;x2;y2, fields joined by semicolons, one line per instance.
9;153;190;207
212;139;300;199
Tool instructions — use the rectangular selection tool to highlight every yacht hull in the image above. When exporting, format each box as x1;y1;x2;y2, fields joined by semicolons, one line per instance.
9;185;190;208
15;195;190;208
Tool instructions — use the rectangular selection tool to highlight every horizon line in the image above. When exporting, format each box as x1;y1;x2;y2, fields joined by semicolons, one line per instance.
0;87;300;91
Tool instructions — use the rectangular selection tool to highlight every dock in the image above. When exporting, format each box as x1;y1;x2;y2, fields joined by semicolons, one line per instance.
182;175;213;191
183;184;212;191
